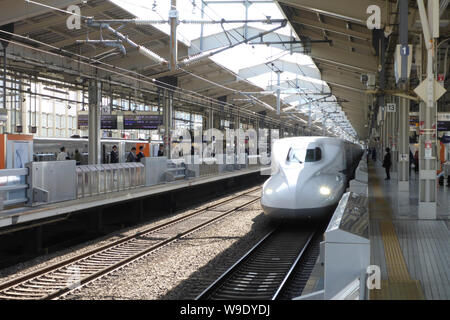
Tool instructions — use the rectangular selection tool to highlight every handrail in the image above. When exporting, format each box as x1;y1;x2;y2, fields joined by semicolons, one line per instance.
331;277;361;300
0;167;29;208
76;163;145;199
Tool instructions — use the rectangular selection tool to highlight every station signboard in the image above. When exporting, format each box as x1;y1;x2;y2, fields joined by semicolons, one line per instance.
77;114;118;129
123;114;163;130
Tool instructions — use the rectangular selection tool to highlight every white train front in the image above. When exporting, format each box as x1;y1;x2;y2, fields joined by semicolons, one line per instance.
261;137;362;220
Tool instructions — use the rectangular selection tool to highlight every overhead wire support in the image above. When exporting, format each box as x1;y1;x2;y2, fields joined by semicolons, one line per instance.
87;18;286;25
86;19;168;65
178;20;287;67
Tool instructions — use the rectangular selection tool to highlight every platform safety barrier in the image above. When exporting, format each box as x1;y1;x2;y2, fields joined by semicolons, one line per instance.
2;153;267;209
76;163;145;198
0;168;29;208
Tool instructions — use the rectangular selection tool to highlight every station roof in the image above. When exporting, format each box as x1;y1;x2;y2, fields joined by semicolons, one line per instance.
3;0;415;141
277;0;450;139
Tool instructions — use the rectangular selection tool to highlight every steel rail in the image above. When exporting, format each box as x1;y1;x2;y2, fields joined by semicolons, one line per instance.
0;187;261;300
196;228;317;300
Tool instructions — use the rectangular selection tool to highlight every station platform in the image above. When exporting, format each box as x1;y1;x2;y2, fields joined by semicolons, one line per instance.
368;161;450;300
0;166;268;233
301;160;449;300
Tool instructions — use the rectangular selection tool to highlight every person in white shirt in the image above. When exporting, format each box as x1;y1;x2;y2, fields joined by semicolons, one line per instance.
57;146;69;161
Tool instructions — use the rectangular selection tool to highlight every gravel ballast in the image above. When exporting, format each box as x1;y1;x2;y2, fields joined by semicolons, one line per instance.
0;186;270;300
64;201;269;300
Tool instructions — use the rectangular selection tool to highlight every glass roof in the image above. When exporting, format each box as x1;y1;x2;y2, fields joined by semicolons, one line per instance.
110;0;357;141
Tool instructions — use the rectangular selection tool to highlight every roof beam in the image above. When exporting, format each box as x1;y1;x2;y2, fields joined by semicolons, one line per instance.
309;44;377;73
277;0;388;26
0;0;78;26
14;1;114;35
290;15;371;41
238;60;321;80
189;26;301;55
321;70;365;92
299;29;373;54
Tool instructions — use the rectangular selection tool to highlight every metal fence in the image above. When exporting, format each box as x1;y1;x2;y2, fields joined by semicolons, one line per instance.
0;168;29;208
76;163;145;198
166;159;187;181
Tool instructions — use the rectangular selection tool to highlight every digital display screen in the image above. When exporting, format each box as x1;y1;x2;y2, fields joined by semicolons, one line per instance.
101;115;118;129
77;115;118;129
437;121;450;132
409;116;419;126
123;115;163;130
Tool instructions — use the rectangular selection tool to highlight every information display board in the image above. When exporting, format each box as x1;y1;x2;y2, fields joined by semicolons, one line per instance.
77;115;118;129
123;115;163;130
437;121;450;132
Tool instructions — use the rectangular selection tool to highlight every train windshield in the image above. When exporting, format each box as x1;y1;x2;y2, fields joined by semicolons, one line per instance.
287;147;322;163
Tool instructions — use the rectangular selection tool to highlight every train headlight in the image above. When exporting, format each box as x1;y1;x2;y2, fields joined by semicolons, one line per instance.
319;186;331;196
265;188;273;195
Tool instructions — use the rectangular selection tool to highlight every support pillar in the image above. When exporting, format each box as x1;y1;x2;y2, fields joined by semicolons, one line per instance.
88;80;101;164
397;0;410;191
389;99;398;173
398;87;410;191
164;90;173;159
418;0;438;219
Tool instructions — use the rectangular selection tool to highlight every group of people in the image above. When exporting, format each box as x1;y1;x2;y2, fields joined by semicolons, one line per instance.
57;146;82;165
125;145;146;163
369;147;419;181
55;143;170;164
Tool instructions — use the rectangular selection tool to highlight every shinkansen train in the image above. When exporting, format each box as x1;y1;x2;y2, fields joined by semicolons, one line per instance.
261;136;363;220
33;137;157;164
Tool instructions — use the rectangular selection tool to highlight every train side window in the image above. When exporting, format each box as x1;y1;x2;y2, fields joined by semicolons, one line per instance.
305;147;322;162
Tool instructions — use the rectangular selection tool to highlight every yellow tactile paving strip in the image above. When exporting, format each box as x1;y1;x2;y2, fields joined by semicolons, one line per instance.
368;165;425;300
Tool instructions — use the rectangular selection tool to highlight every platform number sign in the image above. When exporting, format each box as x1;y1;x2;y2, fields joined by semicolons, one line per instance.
386;103;396;112
400;45;410;56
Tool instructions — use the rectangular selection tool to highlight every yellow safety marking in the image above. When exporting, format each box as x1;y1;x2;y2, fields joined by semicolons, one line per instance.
368;165;425;300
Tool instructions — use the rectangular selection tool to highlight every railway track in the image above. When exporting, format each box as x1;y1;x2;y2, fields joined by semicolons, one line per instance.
196;227;317;300
0;187;262;300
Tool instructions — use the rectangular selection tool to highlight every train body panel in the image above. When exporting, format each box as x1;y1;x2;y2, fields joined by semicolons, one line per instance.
261;136;362;220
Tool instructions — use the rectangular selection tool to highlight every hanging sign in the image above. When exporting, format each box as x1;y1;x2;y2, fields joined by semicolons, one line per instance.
424;140;432;159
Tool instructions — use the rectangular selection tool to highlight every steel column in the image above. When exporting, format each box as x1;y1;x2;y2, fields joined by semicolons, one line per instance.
88;80;101;164
397;0;410;190
164;90;173;159
169;0;178;71
398;85;410;191
418;0;438;219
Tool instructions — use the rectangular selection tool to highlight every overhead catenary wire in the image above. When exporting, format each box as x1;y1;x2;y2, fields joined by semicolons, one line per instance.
0;31;279;124
16;0;343;132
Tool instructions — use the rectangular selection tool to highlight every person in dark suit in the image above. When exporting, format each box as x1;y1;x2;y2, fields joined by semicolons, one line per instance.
136;145;145;162
157;144;164;157
383;147;392;180
110;145;119;163
126;147;137;162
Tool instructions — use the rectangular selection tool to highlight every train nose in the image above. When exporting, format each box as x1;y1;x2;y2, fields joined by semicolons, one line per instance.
262;168;307;210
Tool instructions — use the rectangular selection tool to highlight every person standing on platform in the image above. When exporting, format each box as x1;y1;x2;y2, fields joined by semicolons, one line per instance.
136;145;145;162
74;149;82;165
383;147;392;180
372;148;377;162
110;145;119;163
157;144;164;157
409;150;414;174
414;150;419;173
57;146;69;161
126;147;137;162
